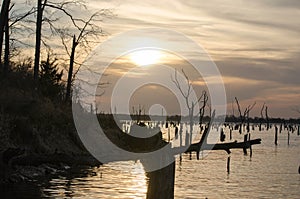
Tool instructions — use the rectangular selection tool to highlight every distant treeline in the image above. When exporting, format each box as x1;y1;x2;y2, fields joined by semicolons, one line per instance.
97;113;300;124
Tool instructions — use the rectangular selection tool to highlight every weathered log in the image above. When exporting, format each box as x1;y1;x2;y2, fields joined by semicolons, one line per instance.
185;138;262;155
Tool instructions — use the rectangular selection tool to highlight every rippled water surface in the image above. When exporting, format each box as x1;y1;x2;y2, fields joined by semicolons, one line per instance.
1;128;300;198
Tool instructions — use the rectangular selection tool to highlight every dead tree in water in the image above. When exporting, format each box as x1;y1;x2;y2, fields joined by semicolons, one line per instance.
275;125;278;145
265;105;270;130
234;97;256;134
234;97;256;156
259;103;266;131
142;114;261;199
171;69;207;159
199;91;209;132
184;110;261;159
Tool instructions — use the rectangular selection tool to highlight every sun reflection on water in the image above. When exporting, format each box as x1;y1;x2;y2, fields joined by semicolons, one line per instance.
42;161;147;198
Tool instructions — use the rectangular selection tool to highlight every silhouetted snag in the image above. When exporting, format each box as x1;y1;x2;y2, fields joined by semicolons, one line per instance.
62;9;110;101
183;110;261;160
185;110;261;158
259;103;266;131
220;128;225;142
171;69;208;160
186;138;261;155
243;134;248;155
233;97;257;157
275;126;278;145
199;91;208;129
145;161;175;199
234;97;256;134
227;155;230;174
265;106;270;130
33;0;45;84
65;35;78;101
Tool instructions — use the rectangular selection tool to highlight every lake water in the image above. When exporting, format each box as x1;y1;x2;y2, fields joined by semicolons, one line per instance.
1;126;300;198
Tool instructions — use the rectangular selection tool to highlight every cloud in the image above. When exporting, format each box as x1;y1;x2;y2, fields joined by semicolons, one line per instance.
90;0;300;117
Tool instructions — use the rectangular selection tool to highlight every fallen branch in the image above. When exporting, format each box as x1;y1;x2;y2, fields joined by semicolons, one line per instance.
185;139;262;157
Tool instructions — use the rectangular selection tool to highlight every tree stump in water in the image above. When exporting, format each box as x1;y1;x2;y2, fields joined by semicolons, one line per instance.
274;126;278;145
145;161;175;199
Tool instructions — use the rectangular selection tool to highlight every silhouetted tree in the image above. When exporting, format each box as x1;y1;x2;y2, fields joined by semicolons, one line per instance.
1;1;36;74
172;69;207;140
0;0;10;69
199;90;208;130
259;103;266;131
234;97;256;134
55;10;111;101
33;0;45;83
32;0;108;87
39;53;64;100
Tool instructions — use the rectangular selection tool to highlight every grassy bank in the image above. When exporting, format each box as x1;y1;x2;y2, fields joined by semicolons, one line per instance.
0;61;100;183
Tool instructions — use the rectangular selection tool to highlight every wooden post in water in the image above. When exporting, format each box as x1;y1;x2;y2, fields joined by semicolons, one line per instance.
179;123;183;164
274;126;278;145
243;134;248;155
280;123;282;133
287;131;290;145
168;125;170;142
227;155;231;174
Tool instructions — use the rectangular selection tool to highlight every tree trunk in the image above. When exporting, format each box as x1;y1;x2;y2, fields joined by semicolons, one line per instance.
4;5;9;73
65;35;77;101
34;0;45;84
145;161;175;199
0;0;10;67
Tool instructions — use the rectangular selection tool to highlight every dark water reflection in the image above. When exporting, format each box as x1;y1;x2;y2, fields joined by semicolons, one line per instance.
1;129;299;198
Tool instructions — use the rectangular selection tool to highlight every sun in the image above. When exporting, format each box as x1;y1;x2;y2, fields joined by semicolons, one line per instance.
129;49;162;66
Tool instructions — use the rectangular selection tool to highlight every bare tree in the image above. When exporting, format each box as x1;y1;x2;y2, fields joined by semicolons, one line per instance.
259;102;266;131
171;69;209;160
1;2;37;74
265;105;270;130
33;0;46;83
234;97;256;134
54;10;111;101
171;69;207;139
31;0;111;88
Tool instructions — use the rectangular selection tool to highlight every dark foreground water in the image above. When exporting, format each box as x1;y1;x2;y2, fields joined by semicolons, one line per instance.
1;127;299;198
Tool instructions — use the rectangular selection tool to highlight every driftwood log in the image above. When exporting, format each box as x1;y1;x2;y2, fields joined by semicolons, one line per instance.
185;138;262;159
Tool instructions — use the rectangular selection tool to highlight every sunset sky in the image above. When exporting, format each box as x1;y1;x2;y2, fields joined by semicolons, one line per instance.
10;0;300;118
83;0;299;118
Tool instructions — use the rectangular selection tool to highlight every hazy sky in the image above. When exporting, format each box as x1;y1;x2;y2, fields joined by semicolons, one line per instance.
83;0;300;118
9;0;300;118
